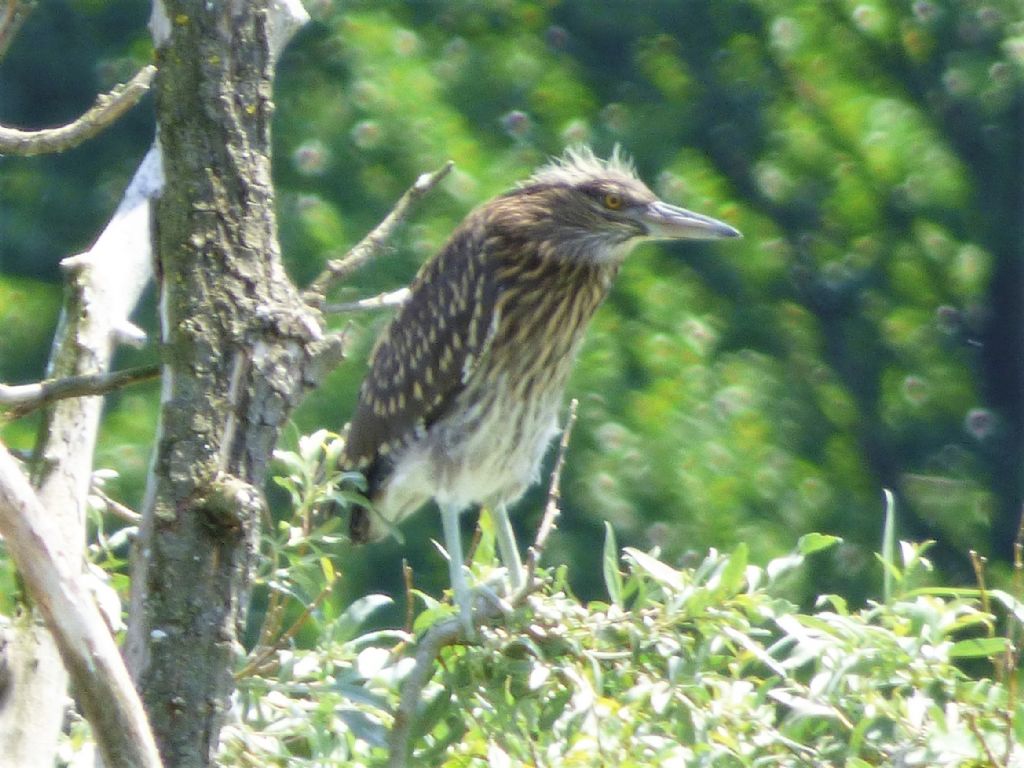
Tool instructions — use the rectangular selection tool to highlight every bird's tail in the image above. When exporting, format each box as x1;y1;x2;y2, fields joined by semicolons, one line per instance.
348;505;373;544
329;451;419;544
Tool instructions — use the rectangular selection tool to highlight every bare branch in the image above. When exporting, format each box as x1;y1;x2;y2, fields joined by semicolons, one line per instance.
303;161;454;303
306;328;352;382
0;65;155;156
324;287;410;314
402;559;416;635
235;579;335;681
387;399;580;767
0;443;161;768
523;397;579;590
0;143;162;766
90;488;142;525
0;365;160;421
0;0;33;61
386;616;463;768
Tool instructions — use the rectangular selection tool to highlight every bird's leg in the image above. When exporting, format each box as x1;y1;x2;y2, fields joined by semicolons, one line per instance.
440;503;475;637
490;503;524;593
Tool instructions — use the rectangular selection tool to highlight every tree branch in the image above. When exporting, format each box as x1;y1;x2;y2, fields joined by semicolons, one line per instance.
386;398;580;767
306;329;352;381
386;616;463;768
323;286;409;314
0;365;160;421
90;487;142;525
0;443;161;768
303;161;454;303
0;65;156;156
234;579;335;680
0;144;163;767
522;397;578;591
0;0;33;61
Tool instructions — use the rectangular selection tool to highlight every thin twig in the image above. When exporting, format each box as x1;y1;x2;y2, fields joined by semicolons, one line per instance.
0;0;32;61
965;711;1001;768
969;551;992;622
1004;505;1024;764
0;364;160;421
91;488;142;524
303;161;454;303
464;524;483;565
523;398;579;591
0;65;156;156
402;559;415;635
236;580;336;680
258;590;285;652
324;287;410;314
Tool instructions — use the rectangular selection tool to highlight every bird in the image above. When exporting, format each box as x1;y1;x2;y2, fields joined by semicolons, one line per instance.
338;146;740;635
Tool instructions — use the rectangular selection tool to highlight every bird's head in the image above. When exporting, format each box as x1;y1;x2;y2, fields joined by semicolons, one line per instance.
495;146;740;265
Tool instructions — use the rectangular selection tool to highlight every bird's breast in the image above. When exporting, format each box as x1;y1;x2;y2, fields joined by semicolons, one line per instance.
418;270;605;507
371;258;613;522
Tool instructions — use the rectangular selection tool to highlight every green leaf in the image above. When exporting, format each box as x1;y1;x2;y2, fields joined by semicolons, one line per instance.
325;488;372;508
266;579;307;604
717;542;748;595
766;552;804;582
331;594;393;642
475;507;498;566
623;547;684;591
874;552;903;590
881;489;896;602
815;593;848;615
948;637;1010;659
603;521;624;608
797;532;842;555
1015;701;1024;747
986;589;1024;624
271;450;304;474
413;603;455;634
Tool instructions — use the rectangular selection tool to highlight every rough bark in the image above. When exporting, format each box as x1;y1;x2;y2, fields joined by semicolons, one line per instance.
124;2;326;764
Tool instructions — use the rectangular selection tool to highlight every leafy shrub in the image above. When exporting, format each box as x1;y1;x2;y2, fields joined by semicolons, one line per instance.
215;438;1023;767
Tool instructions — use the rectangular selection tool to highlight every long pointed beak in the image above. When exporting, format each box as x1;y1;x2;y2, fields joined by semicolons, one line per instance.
639;200;742;240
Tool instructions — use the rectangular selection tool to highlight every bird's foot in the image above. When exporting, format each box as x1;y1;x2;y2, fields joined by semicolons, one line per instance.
481;566;523;601
452;579;515;639
505;564;526;596
473;581;514;616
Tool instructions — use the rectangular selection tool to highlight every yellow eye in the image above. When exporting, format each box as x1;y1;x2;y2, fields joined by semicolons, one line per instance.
603;192;623;210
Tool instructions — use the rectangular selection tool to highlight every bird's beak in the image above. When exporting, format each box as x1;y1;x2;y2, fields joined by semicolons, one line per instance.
638;200;742;241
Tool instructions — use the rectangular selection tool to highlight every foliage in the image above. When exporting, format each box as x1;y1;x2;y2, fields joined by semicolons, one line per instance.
2;0;1021;606
212;445;1023;767
268;0;1023;603
1;2;1021;762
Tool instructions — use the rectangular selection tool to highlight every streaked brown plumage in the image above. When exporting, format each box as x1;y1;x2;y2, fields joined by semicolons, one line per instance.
340;147;740;633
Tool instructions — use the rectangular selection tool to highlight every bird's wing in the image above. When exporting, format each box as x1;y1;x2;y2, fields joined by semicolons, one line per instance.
342;225;498;470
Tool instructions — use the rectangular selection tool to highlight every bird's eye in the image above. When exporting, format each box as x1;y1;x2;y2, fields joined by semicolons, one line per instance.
603;192;623;210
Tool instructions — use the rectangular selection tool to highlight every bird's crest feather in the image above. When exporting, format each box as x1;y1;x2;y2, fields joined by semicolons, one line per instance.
525;145;638;188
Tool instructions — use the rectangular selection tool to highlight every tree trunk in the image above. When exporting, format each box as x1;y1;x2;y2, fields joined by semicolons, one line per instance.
124;2;321;764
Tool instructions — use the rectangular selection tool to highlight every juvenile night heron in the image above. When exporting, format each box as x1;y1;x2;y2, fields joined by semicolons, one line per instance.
339;147;740;634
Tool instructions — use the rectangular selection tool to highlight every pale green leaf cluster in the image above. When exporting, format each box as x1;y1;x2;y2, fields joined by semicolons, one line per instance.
212;474;1022;767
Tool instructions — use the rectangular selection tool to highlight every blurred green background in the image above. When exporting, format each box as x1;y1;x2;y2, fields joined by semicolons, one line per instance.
1;0;1021;613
